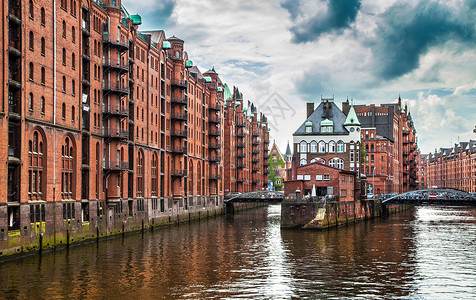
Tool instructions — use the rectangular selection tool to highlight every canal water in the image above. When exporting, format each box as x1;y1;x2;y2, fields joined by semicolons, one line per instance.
1;205;476;299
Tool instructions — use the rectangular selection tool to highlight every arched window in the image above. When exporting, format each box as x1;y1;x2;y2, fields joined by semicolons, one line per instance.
319;141;326;153
62;21;66;37
337;141;344;153
29;93;33;110
29;31;34;50
329;141;336;153
62;76;66;92
29;130;46;200
71;105;75;122
329;158;336;168
72;79;75;95
137;151;144;197
300;159;307;166
29;0;34;19
62;136;74;198
310;141;317;153
62;48;66;65
300;141;307;153
72;26;75;43
371;144;374;152
151;153;158;197
72;52;75;69
40;8;45;26
329;158;344;169
41;67;45;85
41;37;45;56
41;97;45;114
62;103;66;119
29;63;34;81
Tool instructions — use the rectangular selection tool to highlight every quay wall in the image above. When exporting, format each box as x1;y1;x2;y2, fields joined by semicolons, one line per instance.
281;199;409;229
0;198;263;260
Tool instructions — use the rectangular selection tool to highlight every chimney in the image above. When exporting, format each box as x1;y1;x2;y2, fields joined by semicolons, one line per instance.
306;103;314;118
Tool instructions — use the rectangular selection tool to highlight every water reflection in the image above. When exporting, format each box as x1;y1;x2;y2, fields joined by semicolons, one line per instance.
0;206;475;299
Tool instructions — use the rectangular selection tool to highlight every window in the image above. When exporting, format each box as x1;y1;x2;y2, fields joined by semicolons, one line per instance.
61;0;67;10
329;159;335;168
62;76;66;92
61;136;74;198
29;0;34;19
29;131;45;200
329;141;335;153
29;31;34;50
29;63;34;81
72;79;75;95
72;52;75;69
41;67;45;85
337;141;344;153
41;37;45;56
62;48;66;65
71;105;75;122
337;159;344;169
29;93;33;111
319;141;325;153
323;174;330;180
350;151;355;162
72;26;75;43
151;153;158;197
62;103;66;119
310;141;317;153
300;141;307;153
62;21;66;37
41;8;45;26
41;97;45;114
340;189;347;197
137;151;144;197
341;175;345;182
300;159;307;166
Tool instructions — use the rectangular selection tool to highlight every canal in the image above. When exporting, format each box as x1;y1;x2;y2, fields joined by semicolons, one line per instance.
1;205;476;299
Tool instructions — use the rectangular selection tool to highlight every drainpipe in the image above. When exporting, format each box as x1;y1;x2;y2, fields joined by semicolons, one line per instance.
53;0;57;243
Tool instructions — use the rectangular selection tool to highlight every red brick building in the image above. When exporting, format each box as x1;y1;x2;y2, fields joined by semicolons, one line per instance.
420;137;476;193
284;162;356;202
344;97;418;194
0;0;269;245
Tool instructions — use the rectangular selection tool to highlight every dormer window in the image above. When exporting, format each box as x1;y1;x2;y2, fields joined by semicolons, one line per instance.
305;121;312;133
320;119;333;133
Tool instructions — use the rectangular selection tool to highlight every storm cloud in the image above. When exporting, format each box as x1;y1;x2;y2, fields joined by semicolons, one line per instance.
283;0;362;43
371;0;476;80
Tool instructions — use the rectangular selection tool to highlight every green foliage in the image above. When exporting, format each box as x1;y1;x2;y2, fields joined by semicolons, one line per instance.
360;143;368;163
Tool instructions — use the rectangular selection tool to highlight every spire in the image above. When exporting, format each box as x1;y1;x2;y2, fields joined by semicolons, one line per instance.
343;105;360;126
285;141;292;156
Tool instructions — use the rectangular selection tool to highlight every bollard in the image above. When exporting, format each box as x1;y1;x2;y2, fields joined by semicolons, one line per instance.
296;190;301;203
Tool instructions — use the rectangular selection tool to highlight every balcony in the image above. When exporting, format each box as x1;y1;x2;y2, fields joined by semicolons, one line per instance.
209;155;220;162
171;96;187;105
104;128;129;140
236;121;245;127
102;81;129;95
252;167;260;172
264;140;270;145
237;152;245;158
103;58;129;73
208;142;220;150
209;115;220;123
209;129;220;136
236;178;246;183
171;111;187;121
252;131;259;137
103;160;129;171
103;104;129;117
8;1;21;25
209;103;221;111
263;162;270;167
236;132;245;138
8;40;21;58
237;163;246;169
252;140;260;146
171;169;187;177
171;145;187;154
209;174;221;180
171;129;187;138
236;142;245;148
103;34;129;51
82;48;90;61
171;79;187;89
252;158;260;163
252;149;259;155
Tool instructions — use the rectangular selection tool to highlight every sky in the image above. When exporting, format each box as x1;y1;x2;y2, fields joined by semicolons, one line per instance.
122;0;476;154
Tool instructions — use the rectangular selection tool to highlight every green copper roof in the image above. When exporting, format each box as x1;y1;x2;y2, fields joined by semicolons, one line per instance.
250;113;255;117
235;102;241;107
224;84;233;100
305;121;312;126
162;41;171;49
204;76;212;83
217;87;223;92
262;124;266;128
243;107;248;112
185;60;193;68
343;105;360;126
268;128;271;131
130;14;142;25
320;118;334;126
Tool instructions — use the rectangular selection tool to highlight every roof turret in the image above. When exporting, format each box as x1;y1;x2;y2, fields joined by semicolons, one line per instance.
343;105;360;126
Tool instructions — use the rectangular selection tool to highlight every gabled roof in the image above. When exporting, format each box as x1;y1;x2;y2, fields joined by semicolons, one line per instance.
344;105;360;126
224;84;233;101
294;101;349;135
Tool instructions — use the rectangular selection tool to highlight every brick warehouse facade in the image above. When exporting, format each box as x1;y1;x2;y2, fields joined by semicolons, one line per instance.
0;0;269;255
343;97;418;194
419;136;476;193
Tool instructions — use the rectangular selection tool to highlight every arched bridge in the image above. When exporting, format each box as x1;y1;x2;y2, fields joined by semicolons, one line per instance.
224;191;284;203
382;189;476;206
